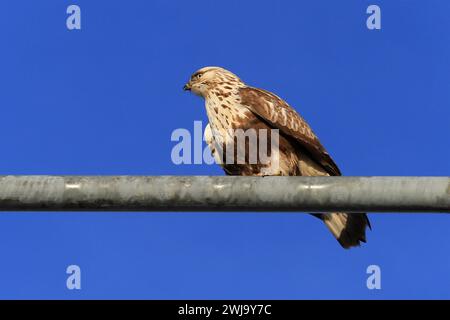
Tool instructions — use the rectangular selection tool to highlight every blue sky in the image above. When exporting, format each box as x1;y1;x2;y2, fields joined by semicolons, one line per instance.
0;0;449;299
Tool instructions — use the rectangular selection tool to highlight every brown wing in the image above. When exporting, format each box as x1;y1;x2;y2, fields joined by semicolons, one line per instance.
239;86;341;176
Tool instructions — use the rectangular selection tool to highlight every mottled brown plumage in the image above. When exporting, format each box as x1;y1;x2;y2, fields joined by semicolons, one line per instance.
184;66;370;248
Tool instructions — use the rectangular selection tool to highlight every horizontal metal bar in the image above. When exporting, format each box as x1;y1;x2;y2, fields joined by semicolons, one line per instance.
0;176;448;213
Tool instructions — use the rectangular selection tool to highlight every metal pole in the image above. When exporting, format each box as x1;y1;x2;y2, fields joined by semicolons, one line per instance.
0;176;448;212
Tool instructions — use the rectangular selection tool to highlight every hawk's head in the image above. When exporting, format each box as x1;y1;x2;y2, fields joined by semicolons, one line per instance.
183;66;244;98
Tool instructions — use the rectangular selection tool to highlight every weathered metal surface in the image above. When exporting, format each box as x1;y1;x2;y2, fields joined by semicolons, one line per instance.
0;176;448;212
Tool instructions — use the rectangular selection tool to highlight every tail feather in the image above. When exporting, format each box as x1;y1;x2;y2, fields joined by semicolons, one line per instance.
318;212;370;249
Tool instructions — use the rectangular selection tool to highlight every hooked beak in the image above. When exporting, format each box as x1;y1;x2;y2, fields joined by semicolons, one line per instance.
183;83;191;91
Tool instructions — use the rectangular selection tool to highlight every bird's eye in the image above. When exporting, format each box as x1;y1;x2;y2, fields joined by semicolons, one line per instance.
197;74;202;79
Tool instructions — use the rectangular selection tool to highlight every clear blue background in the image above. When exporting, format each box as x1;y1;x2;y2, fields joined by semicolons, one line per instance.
0;0;449;299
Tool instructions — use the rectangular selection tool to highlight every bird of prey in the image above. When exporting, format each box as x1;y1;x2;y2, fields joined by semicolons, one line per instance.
183;66;370;248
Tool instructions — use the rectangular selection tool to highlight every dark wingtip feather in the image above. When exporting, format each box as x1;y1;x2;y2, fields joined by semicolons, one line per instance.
337;213;371;249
